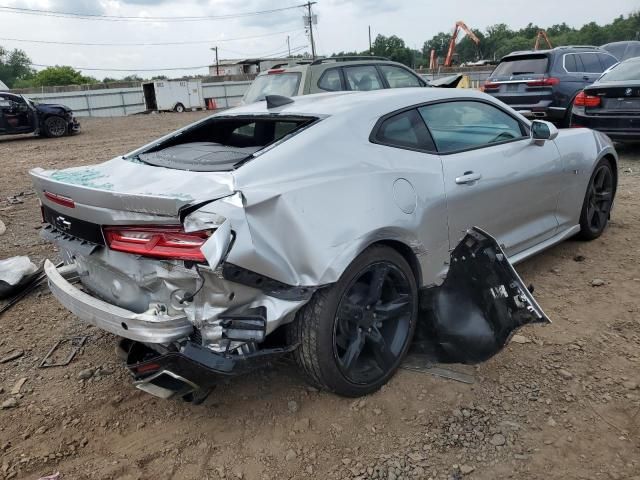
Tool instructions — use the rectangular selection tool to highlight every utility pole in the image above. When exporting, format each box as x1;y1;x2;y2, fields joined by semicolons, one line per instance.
211;46;219;76
287;35;291;58
305;2;317;60
368;25;372;55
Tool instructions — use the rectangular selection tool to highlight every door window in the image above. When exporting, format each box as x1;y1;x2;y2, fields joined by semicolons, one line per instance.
418;101;525;153
343;66;383;91
373;109;435;150
563;54;582;73
378;65;422;88
317;68;343;91
579;53;604;73
598;53;618;71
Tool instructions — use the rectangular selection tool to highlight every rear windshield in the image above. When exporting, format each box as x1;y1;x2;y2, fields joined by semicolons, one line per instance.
600;59;640;81
491;55;549;77
134;115;316;172
243;72;302;104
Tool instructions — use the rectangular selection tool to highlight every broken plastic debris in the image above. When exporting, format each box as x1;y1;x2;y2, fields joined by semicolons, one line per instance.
37;473;60;480
0;256;38;300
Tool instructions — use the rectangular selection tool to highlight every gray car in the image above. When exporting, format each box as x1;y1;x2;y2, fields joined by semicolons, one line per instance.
32;88;617;401
242;56;428;104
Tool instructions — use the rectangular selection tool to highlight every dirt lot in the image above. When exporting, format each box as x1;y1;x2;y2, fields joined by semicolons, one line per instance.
1;114;639;480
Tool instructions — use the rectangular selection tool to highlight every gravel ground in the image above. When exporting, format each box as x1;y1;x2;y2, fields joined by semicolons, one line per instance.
0;114;639;480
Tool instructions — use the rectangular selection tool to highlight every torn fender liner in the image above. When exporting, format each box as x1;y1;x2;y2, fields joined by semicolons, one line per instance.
428;227;550;364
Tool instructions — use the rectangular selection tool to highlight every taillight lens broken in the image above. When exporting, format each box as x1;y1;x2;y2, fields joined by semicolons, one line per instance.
574;91;601;107
103;226;209;261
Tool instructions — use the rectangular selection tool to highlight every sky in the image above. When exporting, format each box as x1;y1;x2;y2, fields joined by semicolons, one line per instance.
0;0;638;79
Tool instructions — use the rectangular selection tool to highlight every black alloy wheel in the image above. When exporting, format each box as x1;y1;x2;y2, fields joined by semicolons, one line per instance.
579;159;615;240
43;116;67;138
290;245;418;397
333;262;413;385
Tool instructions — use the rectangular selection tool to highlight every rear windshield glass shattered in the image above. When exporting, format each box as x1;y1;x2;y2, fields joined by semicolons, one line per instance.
491;55;549;77
135;115;315;172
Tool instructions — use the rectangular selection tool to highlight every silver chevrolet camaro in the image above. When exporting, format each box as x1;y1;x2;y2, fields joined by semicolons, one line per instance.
31;88;617;400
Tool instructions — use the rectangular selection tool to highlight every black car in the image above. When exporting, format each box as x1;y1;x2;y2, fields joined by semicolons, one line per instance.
483;46;618;126
570;56;640;142
0;92;80;138
602;41;640;62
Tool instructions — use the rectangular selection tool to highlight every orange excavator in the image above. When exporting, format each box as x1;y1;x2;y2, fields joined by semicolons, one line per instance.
533;30;553;50
444;21;481;67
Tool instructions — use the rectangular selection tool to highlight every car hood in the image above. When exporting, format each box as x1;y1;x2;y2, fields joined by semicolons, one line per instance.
30;157;236;217
35;103;72;112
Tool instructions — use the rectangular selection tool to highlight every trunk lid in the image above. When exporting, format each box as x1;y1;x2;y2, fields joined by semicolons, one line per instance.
584;82;640;116
30;157;235;218
484;54;553;108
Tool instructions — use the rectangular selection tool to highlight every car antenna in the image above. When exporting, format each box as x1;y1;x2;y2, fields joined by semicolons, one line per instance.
265;95;294;109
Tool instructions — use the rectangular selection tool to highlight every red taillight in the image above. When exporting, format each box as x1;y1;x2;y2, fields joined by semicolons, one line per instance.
44;191;75;209
103;226;209;261
482;81;499;91
526;77;560;87
574;91;601;107
268;69;285;74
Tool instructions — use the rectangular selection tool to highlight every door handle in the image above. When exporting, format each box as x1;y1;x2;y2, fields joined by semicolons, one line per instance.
455;171;482;185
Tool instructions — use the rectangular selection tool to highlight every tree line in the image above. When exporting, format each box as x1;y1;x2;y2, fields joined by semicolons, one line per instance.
1;11;638;88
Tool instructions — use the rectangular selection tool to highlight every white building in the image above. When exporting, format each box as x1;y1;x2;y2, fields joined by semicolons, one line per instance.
208;58;307;77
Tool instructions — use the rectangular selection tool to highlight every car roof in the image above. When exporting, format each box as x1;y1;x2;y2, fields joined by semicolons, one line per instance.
255;59;414;76
502;46;604;58
224;87;492;118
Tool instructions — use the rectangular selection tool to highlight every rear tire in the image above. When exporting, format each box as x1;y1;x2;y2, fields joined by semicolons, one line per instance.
289;245;418;397
174;103;185;113
577;158;615;240
42;116;67;138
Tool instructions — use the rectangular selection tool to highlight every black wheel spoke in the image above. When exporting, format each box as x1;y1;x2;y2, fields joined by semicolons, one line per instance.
365;264;389;305
338;300;363;323
374;295;410;322
367;328;397;371
341;329;365;371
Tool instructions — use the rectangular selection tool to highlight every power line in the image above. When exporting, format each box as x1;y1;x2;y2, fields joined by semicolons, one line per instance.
0;29;304;47
30;63;211;72
0;3;306;22
28;47;309;73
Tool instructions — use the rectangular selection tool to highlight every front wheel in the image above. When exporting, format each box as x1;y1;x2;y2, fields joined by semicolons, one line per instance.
174;103;185;113
577;158;615;240
289;245;418;397
42;116;68;138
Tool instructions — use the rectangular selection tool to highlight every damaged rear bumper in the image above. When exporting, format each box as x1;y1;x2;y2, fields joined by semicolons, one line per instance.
44;260;193;343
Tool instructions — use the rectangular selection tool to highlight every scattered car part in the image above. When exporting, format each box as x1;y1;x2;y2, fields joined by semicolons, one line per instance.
0;256;39;300
39;335;89;368
32;88;616;399
0;260;63;317
0;349;24;364
402;354;475;384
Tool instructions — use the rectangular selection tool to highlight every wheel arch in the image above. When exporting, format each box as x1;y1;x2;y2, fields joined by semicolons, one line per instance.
367;239;423;288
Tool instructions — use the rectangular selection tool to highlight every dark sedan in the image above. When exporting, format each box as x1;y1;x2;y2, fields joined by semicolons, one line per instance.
0;92;80;138
571;57;640;142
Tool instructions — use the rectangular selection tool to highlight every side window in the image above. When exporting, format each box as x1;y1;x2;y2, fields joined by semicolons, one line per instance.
317;68;343;91
418;101;525;153
343;66;383;91
564;54;578;72
374;109;435;151
579;53;604;73
378;65;422;88
599;54;617;71
274;121;299;140
234;123;255;137
0;99;10;108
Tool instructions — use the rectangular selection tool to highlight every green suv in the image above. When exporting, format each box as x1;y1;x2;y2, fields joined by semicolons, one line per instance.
242;56;428;104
